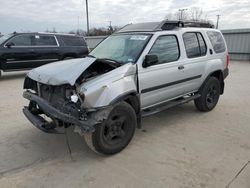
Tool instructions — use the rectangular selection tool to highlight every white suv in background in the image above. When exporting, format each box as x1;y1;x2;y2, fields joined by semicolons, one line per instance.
22;20;229;155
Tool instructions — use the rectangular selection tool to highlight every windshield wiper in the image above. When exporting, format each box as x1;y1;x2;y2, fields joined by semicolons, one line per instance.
100;58;123;66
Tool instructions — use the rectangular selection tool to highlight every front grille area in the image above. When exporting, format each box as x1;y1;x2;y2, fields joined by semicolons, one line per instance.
24;77;80;119
23;77;37;91
39;84;66;105
24;77;72;109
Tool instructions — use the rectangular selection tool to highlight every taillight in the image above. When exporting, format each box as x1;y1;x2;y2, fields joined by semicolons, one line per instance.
226;54;230;68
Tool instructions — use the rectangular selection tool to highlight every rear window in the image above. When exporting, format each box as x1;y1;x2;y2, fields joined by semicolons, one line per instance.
183;32;207;58
35;35;57;46
57;36;87;46
207;31;226;53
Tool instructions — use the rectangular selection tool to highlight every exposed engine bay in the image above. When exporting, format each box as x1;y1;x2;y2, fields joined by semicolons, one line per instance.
76;59;121;84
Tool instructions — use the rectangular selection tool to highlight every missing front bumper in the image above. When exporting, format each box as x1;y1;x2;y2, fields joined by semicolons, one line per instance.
23;91;96;134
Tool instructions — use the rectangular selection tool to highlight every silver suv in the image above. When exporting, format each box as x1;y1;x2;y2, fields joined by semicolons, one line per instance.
22;21;229;155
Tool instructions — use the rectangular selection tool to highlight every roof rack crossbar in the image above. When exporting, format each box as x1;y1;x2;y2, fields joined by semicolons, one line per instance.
158;21;184;30
159;20;214;30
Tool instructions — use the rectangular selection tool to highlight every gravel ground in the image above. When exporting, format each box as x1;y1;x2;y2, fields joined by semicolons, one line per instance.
0;61;249;188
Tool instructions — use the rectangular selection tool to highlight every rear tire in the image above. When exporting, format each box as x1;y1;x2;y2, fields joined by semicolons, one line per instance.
194;77;221;112
84;102;137;155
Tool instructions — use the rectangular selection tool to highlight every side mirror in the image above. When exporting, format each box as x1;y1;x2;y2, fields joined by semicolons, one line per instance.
5;42;13;48
142;54;158;68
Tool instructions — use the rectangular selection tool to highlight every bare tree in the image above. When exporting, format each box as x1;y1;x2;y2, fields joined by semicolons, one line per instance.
164;7;212;25
190;7;204;21
165;10;188;21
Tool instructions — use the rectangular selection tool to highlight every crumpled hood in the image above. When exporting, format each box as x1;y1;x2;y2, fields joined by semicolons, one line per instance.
27;57;96;86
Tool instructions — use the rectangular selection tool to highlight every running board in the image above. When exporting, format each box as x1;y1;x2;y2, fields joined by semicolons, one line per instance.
141;94;200;118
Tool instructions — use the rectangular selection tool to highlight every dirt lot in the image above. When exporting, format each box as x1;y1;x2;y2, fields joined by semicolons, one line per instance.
0;61;249;188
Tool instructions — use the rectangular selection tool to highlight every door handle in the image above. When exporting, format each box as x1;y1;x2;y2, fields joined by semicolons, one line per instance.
178;65;184;70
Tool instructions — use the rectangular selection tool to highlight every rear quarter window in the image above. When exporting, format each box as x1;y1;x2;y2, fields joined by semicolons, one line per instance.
207;31;226;53
57;36;87;46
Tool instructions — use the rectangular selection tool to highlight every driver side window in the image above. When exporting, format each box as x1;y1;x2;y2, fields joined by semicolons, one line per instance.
8;35;34;46
149;35;180;65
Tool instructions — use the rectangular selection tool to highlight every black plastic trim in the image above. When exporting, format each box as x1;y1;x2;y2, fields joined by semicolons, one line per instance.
223;68;229;79
141;75;202;94
109;91;138;105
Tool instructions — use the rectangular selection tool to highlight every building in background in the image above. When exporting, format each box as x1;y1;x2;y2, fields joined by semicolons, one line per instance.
222;29;250;61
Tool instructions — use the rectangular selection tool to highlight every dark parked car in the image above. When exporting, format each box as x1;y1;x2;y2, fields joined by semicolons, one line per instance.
0;32;89;77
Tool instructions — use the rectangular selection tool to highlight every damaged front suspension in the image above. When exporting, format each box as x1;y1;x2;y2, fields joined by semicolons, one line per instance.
23;91;113;134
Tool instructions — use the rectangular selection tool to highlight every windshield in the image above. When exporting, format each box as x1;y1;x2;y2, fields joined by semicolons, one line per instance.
0;34;13;45
90;34;151;64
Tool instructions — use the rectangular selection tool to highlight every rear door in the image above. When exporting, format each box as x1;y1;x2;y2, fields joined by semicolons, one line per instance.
56;35;89;58
32;34;60;67
179;32;208;93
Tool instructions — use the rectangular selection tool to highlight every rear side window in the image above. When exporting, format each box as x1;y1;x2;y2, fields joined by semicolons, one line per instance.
8;35;33;46
35;35;57;46
149;35;180;64
197;33;207;56
57;36;87;46
207;31;226;53
183;32;207;58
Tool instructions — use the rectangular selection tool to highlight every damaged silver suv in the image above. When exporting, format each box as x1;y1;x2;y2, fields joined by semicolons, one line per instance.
23;21;229;155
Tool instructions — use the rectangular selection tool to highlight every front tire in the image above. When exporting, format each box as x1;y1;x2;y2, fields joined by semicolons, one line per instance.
84;102;137;155
194;77;221;112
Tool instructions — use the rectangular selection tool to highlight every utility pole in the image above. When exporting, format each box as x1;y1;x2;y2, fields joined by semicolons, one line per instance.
85;0;90;35
216;15;221;29
77;16;79;34
108;21;112;28
179;8;188;20
107;21;113;34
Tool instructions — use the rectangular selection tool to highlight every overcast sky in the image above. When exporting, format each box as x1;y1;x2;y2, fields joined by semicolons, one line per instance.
0;0;250;34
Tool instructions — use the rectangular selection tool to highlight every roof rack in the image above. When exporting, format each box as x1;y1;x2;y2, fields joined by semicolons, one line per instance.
181;21;214;28
117;20;214;33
